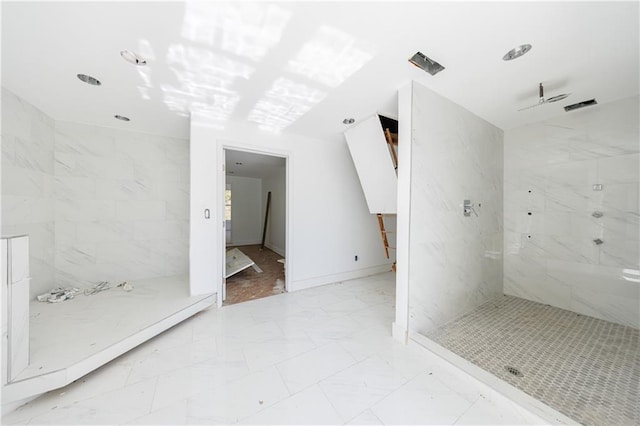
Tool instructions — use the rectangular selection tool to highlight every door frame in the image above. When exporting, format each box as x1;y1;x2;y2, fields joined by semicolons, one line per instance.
218;141;291;307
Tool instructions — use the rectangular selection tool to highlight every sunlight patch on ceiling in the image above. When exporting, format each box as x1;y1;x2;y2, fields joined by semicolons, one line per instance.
287;26;375;88
181;2;291;61
248;78;326;132
135;39;156;100
161;44;253;126
246;25;372;132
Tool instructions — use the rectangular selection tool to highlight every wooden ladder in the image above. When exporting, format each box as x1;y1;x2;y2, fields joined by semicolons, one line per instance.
376;213;396;272
384;128;398;171
378;127;398;271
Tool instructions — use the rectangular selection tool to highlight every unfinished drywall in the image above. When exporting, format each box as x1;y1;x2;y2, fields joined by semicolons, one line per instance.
262;165;286;256
1;88;55;298
504;96;639;328
190;117;393;296
406;81;504;335
226;175;262;246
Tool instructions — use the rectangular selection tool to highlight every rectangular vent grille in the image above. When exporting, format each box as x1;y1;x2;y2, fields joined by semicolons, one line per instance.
564;99;598;112
409;52;445;76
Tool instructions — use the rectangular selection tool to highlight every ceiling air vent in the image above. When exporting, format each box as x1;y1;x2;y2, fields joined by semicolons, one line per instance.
409;51;445;76
564;99;597;112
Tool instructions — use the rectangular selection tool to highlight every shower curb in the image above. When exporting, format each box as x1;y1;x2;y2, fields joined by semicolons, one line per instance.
409;331;579;426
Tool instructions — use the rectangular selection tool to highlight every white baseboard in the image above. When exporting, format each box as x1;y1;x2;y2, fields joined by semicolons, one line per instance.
288;264;393;292
226;240;262;247
264;242;285;257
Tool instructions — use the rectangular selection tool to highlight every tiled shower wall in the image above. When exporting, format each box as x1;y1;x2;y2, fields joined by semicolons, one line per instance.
1;88;56;297
2;88;190;297
504;96;640;328
408;82;504;334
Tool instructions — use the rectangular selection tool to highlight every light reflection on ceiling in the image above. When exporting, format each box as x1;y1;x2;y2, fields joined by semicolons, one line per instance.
135;39;156;100
181;2;291;61
622;268;640;283
133;3;375;132
246;25;375;132
162;44;253;125
248;77;327;132
287;26;375;88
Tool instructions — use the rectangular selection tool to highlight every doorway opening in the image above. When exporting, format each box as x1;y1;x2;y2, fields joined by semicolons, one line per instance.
222;149;287;306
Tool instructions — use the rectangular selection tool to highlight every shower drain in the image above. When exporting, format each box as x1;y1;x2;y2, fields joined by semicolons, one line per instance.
504;365;524;377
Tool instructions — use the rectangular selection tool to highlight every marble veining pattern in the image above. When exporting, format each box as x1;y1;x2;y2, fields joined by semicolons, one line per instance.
408;82;504;334
2;89;190;295
2;88;190;295
1;88;56;297
2;273;549;425
53;120;189;287
504;96;640;328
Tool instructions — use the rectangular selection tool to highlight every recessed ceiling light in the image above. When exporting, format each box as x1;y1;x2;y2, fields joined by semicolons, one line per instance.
77;74;101;86
503;44;532;61
120;50;147;66
114;115;130;121
343;118;355;124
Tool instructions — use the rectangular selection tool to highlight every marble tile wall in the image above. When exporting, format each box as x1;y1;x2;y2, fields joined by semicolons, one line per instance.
407;82;504;335
504;96;640;328
2;88;189;296
1;88;55;297
53;121;189;287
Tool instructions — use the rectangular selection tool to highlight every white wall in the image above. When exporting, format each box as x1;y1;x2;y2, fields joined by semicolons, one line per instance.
2;88;190;296
504;96;639;328
1;88;55;298
262;166;286;256
404;82;504;335
226;175;262;246
190;116;393;296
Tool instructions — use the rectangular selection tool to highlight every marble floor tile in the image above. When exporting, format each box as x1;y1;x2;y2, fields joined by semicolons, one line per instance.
186;366;290;424
2;272;549;425
242;335;317;372
25;378;157;425
370;371;476;425
150;358;250;412
125;399;189;425
276;342;357;394
346;409;384;425
239;385;341;425
318;355;408;422
453;394;548;425
125;338;218;385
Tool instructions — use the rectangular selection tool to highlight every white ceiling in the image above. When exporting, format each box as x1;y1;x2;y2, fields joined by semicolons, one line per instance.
2;2;638;142
225;149;285;179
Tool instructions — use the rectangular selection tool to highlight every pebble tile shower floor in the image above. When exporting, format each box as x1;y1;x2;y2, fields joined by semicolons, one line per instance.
426;295;639;426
